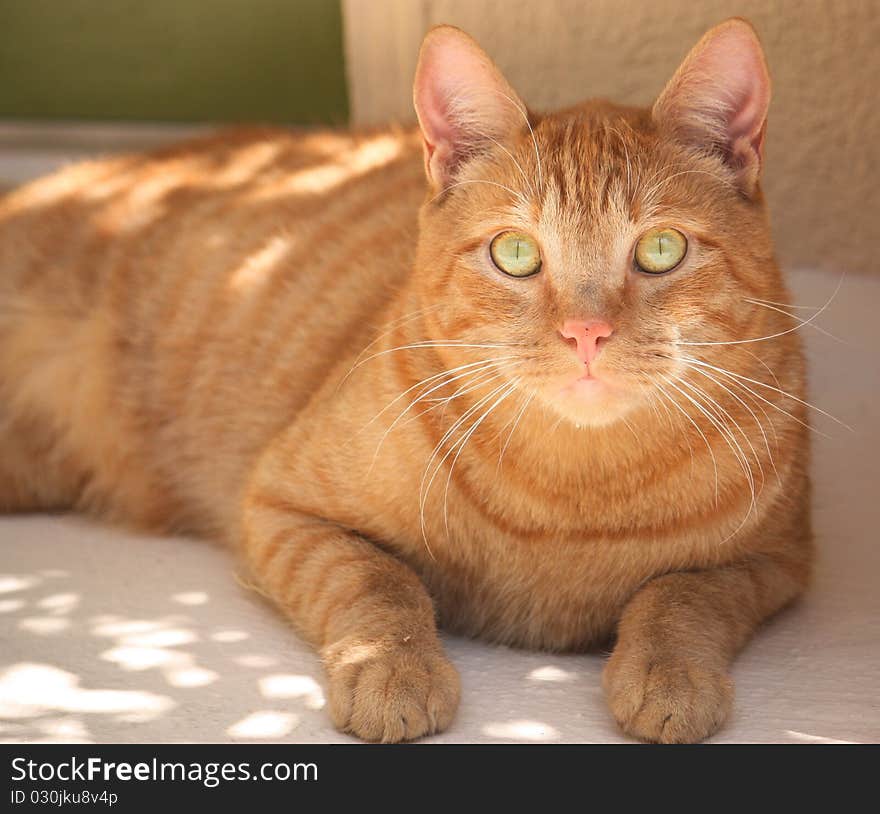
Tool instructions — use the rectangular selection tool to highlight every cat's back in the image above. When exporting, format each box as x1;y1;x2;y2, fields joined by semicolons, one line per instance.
0;126;426;532
0;128;423;305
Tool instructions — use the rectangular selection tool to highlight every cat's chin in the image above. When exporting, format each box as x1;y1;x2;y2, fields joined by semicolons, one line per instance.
548;374;636;427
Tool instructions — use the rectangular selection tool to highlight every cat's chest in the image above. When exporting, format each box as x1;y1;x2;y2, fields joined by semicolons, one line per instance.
408;517;678;649
408;428;784;648
358;472;722;649
288;381;752;649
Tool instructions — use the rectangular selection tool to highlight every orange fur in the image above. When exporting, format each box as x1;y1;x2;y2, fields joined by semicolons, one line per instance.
0;19;811;742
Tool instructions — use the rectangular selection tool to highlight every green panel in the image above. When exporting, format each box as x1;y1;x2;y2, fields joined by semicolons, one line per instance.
0;0;348;124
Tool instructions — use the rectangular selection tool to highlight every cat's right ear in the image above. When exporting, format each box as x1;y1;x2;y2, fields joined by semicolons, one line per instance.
652;18;771;194
413;26;527;191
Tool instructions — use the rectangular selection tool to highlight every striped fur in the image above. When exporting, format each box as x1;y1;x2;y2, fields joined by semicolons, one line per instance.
0;20;811;742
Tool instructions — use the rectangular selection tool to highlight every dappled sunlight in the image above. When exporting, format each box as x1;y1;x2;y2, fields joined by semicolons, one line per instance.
295;131;360;159
235;654;279;669
227;710;300;739
97;173;181;232
281;164;359;194
90;616;178;637
0;715;92;745
6;504;872;743
212;141;282;186
19;617;71;635
94;615;217;690
786;730;857;744
258;674;325;710
3;161;134;211
102;646;176;670
0;663;173;721
165;667;219;689
172;591;209;606
38;592;80;614
245;133;407;201
99;643;218;689
483;719;560;742
210;630;249;643
528;665;577;682
1;542;331;743
116;628;196;648
0;575;37;594
335;642;380;667
229;235;293;292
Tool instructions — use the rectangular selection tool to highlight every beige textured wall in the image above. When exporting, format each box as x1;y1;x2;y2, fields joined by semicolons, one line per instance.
344;0;879;275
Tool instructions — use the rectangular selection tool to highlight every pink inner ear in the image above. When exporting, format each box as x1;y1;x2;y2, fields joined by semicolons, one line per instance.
707;35;771;149
657;21;771;171
413;27;526;187
414;57;460;156
415;35;483;169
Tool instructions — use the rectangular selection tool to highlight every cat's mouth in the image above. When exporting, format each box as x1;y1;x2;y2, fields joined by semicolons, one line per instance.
564;368;608;396
545;366;637;427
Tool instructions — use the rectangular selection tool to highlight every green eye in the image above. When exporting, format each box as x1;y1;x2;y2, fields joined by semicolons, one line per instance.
634;227;688;274
489;231;542;277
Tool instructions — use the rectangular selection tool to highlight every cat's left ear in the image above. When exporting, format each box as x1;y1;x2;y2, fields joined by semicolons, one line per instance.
653;18;771;195
414;26;528;190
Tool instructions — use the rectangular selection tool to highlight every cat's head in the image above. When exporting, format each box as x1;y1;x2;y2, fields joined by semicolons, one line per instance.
411;19;782;427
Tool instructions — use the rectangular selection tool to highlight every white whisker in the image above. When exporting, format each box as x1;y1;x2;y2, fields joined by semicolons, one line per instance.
343;340;520;382
606;125;634;200
429;179;529;207
680;355;852;432
335;305;444;392
621;416;640;445
364;356;517;431
496;390;535;474
682;360;779;481
349;304;442;367
402;368;509;429
653;379;717;501
418;380;514;556
642;168;736;205
482;133;535;197
744;298;845;344
680;272;845;347
747;297;821;311
441;379;520;539
367;359;516;469
675;375;762;499
490;89;543;193
665;374;760;544
663;373;757;512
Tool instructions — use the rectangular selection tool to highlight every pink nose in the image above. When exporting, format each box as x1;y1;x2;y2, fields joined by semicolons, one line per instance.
559;319;614;365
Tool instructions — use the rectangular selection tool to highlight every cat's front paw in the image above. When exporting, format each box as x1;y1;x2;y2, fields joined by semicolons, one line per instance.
324;636;460;743
603;640;733;743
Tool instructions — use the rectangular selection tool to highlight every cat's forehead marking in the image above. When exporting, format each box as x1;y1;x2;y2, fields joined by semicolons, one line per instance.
538;118;635;227
535;116;637;288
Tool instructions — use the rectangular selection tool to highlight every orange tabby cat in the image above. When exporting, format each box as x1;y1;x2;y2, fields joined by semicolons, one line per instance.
0;18;811;743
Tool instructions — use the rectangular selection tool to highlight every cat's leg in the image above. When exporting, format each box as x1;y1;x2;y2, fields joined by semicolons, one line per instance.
241;499;460;742
603;541;812;743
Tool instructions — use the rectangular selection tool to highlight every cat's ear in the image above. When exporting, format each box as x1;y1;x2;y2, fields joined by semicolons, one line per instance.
653;18;771;194
414;25;527;190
